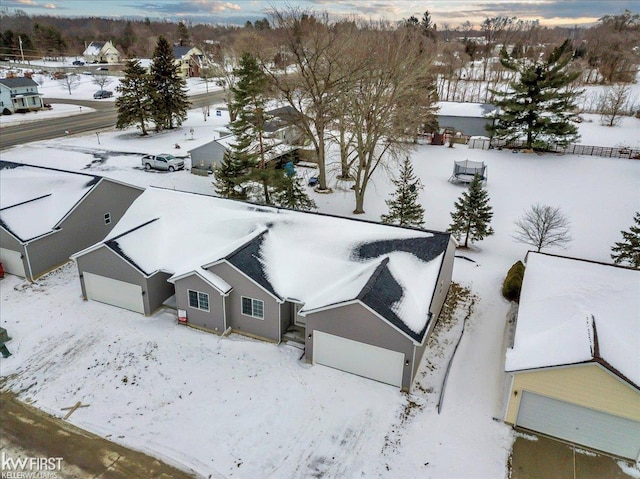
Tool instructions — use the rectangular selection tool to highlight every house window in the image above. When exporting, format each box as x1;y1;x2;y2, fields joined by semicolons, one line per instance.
241;297;264;319
104;212;111;225
188;290;209;311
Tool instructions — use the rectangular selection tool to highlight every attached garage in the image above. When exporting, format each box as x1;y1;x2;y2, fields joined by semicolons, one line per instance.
313;330;405;388
83;272;144;314
0;247;25;277
517;391;640;460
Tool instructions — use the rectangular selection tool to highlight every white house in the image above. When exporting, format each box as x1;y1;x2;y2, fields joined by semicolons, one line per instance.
83;41;122;64
0;77;44;114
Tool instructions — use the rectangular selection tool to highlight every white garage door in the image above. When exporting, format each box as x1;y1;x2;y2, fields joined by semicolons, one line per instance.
517;391;640;460
0;248;26;277
84;272;145;314
313;331;405;388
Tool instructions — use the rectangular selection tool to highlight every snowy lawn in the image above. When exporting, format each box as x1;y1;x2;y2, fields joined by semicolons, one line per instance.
1;95;639;478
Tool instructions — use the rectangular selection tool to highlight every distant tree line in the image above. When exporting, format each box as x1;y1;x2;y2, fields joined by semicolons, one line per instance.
0;8;638;86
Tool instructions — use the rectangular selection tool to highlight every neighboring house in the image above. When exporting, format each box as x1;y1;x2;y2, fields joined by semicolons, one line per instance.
173;45;204;77
0;77;44;114
0;162;143;281
504;252;640;460
189;107;301;174
83;40;122;64
71;187;456;391
436;102;498;137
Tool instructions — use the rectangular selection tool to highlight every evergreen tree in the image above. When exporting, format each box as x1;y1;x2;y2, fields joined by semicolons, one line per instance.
611;212;640;268
115;59;151;135
488;39;582;149
448;174;494;247
176;21;190;46
223;52;282;205
149;36;189;131
213;150;249;200
272;172;317;211
381;157;425;228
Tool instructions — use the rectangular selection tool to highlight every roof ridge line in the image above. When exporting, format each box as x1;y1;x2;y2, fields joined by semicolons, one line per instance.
0;193;51;211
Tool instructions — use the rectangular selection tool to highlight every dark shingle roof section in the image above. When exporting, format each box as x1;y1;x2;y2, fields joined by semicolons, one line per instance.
354;233;450;263
173;46;191;58
357;258;428;342
224;232;279;298
0;77;39;89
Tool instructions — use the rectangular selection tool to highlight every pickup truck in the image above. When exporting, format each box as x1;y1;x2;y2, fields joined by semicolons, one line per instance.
141;154;185;172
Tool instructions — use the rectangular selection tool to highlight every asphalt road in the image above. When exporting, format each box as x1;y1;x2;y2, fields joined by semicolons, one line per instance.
0;91;227;150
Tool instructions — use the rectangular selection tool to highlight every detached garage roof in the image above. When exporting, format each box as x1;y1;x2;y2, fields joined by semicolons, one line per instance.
436;101;497;118
506;253;640;388
82;187;450;343
0;161;100;242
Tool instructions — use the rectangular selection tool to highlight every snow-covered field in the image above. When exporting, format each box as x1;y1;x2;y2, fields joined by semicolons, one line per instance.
1;76;639;478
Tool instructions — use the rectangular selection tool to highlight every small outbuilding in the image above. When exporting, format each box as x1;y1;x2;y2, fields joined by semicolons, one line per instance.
436;102;498;137
504;252;640;460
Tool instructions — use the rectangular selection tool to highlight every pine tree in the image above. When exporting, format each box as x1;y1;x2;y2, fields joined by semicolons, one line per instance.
115;59;151;135
213;150;249;200
272;169;316;211
223;52;282;205
448;174;494;247
488;39;582;149
381;157;425;228
176;21;190;46
149;36;189;131
611;212;640;269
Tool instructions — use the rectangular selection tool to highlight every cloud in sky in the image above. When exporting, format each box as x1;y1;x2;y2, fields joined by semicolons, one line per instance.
1;0;637;26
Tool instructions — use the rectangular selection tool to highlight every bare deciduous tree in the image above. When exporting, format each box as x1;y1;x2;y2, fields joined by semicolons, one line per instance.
58;73;80;95
345;23;438;214
92;74;112;91
598;84;636;127
513;204;572;252
266;9;355;192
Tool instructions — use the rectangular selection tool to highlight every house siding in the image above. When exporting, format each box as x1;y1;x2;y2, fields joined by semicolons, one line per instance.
505;363;640;424
208;262;281;342
24;180;141;279
75;246;151;314
190;141;227;172
174;275;225;333
145;271;175;315
437;116;493;137
305;302;416;391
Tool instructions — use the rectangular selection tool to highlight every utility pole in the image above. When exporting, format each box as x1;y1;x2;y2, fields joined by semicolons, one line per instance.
18;36;24;63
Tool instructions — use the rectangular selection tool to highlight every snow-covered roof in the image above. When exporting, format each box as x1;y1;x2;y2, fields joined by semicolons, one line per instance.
437;102;497;118
506;253;640;388
83;41;106;56
89;187;450;342
0;162;100;242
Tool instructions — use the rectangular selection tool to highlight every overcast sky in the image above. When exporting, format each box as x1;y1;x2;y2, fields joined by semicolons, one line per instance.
2;0;637;27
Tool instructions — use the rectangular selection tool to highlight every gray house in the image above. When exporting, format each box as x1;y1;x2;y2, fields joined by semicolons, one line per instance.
0;161;143;281
436;101;498;137
72;187;456;391
0;77;44;114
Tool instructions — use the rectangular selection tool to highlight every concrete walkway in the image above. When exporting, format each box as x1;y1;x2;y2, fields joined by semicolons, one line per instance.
0;391;199;479
510;431;636;479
